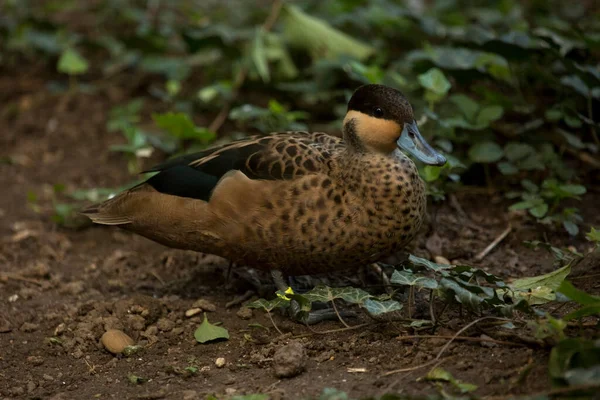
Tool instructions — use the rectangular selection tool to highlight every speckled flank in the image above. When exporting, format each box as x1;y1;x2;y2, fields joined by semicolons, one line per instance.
220;147;426;275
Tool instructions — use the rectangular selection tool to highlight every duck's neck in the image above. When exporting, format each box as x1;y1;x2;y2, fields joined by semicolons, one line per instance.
337;149;425;213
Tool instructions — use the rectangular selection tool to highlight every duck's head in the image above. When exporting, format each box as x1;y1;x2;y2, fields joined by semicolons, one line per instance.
342;84;446;166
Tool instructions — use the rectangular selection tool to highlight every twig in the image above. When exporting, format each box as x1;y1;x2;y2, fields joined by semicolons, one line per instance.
150;270;165;286
1;273;44;286
395;334;526;347
225;290;255;308
474;224;512;261
331;300;351;329
383;316;509;376
292;323;373;338
266;310;283;336
428;290;436;326
207;0;283;134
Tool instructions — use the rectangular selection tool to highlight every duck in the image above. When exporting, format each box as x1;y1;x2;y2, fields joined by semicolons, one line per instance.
82;84;446;320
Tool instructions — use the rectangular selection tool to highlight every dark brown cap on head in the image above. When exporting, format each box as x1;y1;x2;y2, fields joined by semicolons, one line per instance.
347;84;414;124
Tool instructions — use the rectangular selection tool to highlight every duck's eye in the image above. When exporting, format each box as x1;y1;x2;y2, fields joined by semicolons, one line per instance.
373;107;384;118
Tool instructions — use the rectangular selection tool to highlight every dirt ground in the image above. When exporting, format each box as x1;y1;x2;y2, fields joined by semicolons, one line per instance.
1;66;599;400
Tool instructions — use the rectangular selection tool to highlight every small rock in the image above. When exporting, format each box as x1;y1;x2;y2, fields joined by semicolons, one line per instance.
27;380;37;393
59;281;85;295
10;386;25;396
434;255;451;265
54;323;66;336
157;318;174;332
185;308;202;318
182;390;200;400
273;341;307;378
215;357;226;368
225;388;237;395
43;374;54;381
101;329;135;355
27;355;44;366
479;334;498;348
192;298;216;312
144;325;158;337
0;319;12;333
236;307;253;320
171;327;184;336
20;322;39;332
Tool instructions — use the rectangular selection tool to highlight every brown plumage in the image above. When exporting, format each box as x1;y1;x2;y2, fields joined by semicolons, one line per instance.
82;84;446;276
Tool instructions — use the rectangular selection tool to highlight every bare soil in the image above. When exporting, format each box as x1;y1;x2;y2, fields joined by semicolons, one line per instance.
1;65;599;400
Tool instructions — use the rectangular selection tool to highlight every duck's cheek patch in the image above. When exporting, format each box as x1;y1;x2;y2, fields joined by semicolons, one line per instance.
346;111;402;153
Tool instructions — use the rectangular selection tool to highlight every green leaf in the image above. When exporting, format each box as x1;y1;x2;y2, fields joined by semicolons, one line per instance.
563;220;579;236
558;281;600;306
586;227;600;244
57;48;89;75
251;28;270;82
246;297;289;312
498;161;518;175
362;299;402;316
509;200;536;211
475;105;504;127
468;141;504;163
509;265;571;305
512;265;571;292
391;269;439;289
545;109;563;122
303;285;372;305
152;112;215;142
194;313;229;343
450;94;480;121
418;68;451;96
549;338;600;388
282;5;375;61
530;203;549;218
408;255;453;271
504;143;536;162
423;165;442;182
425;367;478;393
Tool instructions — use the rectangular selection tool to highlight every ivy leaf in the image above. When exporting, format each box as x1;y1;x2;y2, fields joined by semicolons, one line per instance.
529;203;549;218
391;269;439;289
468;141;504;163
194;313;229;343
450;94;479;121
563;220;579;236
362;299;402;316
418;68;451;95
246;297;289;312
57;48;89;75
153;112;215;142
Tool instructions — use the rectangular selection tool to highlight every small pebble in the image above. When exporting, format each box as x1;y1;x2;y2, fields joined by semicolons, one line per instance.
43;374;54;381
20;322;39;332
434;255;451;265
157;318;174;332
273;341;307;378
101;329;135;355
225;388;237;395
182;390;200;400
192;298;216;312
26;380;37;393
27;355;44;366
185;308;202;318
54;323;66;336
236;307;253;320
215;357;226;368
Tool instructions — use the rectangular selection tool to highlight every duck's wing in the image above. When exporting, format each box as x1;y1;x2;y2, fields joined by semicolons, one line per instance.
143;131;343;202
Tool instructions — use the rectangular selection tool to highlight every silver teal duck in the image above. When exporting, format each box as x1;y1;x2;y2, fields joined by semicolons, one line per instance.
82;84;446;286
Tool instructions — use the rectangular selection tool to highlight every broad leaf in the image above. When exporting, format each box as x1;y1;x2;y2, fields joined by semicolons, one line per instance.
194;313;229;343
